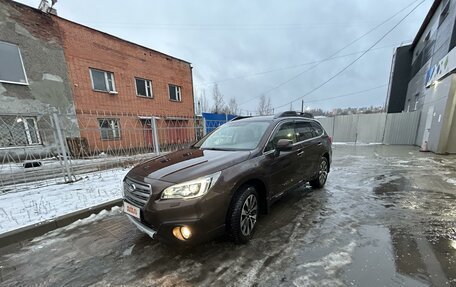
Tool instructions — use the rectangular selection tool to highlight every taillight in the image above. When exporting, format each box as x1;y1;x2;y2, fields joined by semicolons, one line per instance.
328;136;332;144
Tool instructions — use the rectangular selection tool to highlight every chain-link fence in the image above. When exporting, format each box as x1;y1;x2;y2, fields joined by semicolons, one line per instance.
0;111;230;193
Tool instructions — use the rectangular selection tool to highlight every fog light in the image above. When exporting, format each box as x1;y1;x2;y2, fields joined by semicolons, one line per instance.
181;226;192;240
172;226;192;241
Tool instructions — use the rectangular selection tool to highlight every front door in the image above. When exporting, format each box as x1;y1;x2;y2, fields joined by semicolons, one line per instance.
264;121;300;198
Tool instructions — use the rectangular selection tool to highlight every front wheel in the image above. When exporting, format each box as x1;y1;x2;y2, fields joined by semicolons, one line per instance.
310;157;329;188
228;186;259;244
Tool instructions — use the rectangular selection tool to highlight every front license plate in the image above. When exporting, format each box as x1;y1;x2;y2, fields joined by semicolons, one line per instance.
124;202;140;219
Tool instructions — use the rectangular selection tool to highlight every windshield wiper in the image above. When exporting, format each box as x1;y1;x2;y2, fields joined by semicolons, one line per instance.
201;147;232;151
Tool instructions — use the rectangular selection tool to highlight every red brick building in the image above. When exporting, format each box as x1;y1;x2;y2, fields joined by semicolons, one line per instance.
54;17;195;154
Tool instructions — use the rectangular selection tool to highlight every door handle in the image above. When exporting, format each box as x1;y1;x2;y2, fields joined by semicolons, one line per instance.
297;150;304;156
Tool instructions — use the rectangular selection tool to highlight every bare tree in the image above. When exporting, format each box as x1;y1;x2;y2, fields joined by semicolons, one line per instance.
227;97;239;115
257;95;272;116
211;84;226;114
196;90;209;114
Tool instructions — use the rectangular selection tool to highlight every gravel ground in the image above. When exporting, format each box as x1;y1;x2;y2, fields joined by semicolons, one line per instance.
0;145;455;287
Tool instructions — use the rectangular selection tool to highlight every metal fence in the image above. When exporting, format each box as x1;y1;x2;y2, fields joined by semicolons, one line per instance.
0;111;219;192
1;111;424;192
317;111;422;145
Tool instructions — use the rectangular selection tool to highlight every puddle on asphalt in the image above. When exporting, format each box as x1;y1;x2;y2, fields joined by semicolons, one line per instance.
343;225;456;286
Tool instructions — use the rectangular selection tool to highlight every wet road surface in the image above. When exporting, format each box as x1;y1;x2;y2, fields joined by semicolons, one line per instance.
1;145;455;287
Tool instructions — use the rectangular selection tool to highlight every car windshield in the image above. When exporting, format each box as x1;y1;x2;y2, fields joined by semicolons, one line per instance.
195;121;270;150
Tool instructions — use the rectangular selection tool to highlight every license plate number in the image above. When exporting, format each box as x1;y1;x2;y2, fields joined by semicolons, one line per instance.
124;202;140;219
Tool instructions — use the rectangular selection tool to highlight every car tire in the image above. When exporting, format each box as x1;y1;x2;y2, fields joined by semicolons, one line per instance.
310;157;329;189
228;186;259;244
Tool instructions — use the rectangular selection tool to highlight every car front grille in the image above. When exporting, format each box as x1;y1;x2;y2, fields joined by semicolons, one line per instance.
123;178;152;208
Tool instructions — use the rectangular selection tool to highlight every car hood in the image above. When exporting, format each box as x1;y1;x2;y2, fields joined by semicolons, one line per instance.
128;148;251;183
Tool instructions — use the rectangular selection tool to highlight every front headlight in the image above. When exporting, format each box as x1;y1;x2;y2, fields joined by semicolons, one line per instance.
161;171;221;199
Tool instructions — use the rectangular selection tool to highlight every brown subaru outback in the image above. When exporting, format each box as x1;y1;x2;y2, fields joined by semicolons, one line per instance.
123;111;332;244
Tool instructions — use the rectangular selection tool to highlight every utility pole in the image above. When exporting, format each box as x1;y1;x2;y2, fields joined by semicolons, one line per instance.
301;100;304;113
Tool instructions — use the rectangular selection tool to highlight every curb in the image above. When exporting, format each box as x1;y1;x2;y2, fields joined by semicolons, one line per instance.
0;199;123;248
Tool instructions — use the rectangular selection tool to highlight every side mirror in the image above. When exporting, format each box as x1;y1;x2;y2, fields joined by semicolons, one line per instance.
275;139;293;155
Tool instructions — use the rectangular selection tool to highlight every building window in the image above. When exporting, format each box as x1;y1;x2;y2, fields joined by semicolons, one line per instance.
98;118;121;140
0;41;28;85
0;116;41;147
135;78;153;98
90;68;116;93
439;0;450;27
169;84;182;101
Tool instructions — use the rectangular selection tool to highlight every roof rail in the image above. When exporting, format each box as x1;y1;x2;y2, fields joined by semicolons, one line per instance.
230;116;252;121
274;111;314;119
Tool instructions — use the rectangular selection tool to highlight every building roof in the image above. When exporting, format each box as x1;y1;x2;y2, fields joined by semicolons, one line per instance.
411;0;442;49
8;0;191;65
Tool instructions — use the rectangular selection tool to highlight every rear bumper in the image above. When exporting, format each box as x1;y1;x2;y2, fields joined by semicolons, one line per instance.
127;215;157;239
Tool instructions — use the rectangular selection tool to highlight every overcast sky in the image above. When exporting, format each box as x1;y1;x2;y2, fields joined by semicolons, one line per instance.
17;0;433;114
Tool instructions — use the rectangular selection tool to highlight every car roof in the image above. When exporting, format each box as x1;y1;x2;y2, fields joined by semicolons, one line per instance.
231;114;318;124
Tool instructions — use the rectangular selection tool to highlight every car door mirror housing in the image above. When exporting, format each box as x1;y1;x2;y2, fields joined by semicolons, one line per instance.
276;139;293;152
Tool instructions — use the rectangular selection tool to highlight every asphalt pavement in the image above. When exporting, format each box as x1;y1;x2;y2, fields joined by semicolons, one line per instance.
0;145;455;287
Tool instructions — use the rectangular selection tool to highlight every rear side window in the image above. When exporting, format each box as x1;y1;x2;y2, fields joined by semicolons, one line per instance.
265;122;296;151
311;122;324;136
295;121;314;142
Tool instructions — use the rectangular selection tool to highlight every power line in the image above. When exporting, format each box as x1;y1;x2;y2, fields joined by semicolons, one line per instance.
79;20;402;31
237;84;388;115
238;0;423;107
194;43;410;87
271;0;426;111
303;84;387;103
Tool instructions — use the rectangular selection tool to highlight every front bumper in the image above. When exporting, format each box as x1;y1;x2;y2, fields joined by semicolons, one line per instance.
126;214;157;239
123;175;231;244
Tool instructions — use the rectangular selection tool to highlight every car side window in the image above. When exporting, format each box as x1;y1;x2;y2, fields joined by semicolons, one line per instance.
311;122;324;137
295;121;314;142
265;122;297;152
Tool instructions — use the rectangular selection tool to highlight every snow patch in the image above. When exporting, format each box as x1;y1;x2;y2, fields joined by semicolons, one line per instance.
445;178;456;185
122;244;135;257
62;206;121;232
0;168;128;234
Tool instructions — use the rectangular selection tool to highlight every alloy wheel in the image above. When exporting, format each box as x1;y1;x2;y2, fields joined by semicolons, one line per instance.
240;194;258;236
319;160;328;185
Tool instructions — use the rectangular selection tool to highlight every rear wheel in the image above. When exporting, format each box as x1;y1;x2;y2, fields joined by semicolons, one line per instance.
310;157;329;188
228;186;259;244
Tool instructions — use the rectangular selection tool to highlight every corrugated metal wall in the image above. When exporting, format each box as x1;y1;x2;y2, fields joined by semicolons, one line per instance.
317;117;334;137
356;113;386;143
316;112;421;145
383;111;421;145
334;115;359;142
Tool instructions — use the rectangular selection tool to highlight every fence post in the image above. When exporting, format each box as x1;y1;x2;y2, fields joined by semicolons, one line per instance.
152;116;160;154
52;112;74;183
203;117;207;136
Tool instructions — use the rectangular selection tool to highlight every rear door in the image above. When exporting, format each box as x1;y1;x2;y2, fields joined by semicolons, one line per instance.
295;121;322;181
